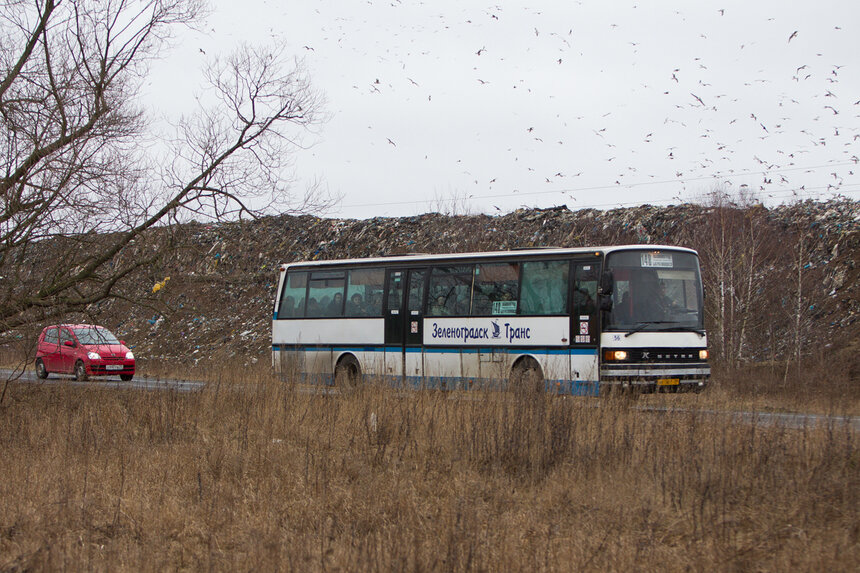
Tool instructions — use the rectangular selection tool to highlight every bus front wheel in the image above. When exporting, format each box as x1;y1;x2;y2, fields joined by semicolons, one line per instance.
509;357;544;394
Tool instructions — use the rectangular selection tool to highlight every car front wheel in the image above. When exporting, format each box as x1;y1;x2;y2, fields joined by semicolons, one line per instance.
120;374;133;382
35;358;48;379
74;360;88;381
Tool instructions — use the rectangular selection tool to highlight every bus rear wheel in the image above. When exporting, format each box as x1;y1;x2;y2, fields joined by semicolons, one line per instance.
509;357;544;394
334;355;361;393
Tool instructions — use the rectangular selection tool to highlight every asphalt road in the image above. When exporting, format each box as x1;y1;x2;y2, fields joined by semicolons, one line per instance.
2;368;857;431
0;368;204;392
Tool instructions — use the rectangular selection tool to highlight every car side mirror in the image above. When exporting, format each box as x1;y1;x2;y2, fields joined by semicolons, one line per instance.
121;340;126;346
63;340;75;347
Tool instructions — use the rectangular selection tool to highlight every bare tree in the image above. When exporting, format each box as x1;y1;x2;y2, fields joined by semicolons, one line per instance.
428;187;475;217
694;187;780;370
0;1;330;343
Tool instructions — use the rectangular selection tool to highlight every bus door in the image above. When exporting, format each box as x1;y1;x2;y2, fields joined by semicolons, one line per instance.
570;261;600;395
384;268;427;386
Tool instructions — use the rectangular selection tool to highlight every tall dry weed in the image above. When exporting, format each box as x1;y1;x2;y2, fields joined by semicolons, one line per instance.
0;367;856;571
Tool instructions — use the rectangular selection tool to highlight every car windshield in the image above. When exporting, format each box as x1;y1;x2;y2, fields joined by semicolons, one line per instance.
73;327;120;345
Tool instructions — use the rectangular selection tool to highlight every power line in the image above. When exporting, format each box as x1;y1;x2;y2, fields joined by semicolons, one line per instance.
338;160;860;211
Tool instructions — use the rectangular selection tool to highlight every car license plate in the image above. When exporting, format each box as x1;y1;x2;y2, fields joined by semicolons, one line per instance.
657;378;680;386
106;365;123;371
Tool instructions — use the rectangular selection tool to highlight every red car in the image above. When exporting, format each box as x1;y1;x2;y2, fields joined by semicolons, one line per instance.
35;324;135;381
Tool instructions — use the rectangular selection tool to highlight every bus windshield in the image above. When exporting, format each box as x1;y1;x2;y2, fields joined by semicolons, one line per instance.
604;250;704;332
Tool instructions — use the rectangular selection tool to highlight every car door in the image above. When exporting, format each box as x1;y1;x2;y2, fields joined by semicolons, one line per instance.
40;327;61;371
58;328;77;373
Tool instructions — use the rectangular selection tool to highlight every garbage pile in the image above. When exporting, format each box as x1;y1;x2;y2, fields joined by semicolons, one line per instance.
70;198;857;368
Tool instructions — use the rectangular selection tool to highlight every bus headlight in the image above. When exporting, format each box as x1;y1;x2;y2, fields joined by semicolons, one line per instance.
604;350;628;361
699;349;709;360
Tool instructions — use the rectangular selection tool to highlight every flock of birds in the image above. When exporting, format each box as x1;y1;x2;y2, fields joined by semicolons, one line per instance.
215;2;859;214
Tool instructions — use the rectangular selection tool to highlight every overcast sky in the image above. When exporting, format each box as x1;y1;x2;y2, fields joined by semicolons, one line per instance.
145;0;860;219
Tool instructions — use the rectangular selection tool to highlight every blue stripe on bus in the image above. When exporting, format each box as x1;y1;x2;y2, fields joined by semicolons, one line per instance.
287;368;601;396
273;344;598;358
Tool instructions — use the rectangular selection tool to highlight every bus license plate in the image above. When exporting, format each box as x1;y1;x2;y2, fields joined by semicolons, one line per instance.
106;365;123;371
657;378;679;386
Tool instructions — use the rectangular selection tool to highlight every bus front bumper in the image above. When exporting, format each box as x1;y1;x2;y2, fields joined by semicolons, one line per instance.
600;364;710;393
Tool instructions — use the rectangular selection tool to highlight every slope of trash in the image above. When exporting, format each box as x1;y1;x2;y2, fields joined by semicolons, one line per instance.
81;199;858;369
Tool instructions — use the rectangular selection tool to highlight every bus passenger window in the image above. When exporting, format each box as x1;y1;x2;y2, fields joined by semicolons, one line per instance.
307;271;345;318
472;263;519;316
346;268;385;317
427;265;473;317
519;260;568;315
279;271;307;318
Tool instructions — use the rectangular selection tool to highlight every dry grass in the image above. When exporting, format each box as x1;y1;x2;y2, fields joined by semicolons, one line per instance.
0;364;857;572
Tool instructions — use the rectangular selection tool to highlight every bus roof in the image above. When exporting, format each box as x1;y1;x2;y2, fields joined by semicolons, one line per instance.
280;244;698;270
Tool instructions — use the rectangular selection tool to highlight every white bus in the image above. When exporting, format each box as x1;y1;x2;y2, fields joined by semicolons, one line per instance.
272;245;710;395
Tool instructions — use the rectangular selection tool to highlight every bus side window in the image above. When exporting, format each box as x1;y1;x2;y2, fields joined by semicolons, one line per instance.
346;268;385;317
307;271;345;318
427;265;473;317
519;260;568;315
472;262;519;316
279;271;307;318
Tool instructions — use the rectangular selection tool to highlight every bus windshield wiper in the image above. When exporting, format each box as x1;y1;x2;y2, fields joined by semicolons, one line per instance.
654;325;706;337
624;321;676;337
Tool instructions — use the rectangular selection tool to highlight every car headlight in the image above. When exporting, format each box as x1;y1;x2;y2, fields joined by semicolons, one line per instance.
126;352;134;360
87;351;101;360
699;349;709;360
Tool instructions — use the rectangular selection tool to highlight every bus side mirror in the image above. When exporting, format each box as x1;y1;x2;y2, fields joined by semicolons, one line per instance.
599;271;613;295
599;294;613;312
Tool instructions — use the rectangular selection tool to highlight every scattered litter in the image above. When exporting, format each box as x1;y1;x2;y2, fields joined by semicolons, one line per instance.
56;199;856;366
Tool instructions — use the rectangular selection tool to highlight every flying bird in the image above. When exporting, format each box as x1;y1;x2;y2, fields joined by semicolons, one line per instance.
788;30;798;42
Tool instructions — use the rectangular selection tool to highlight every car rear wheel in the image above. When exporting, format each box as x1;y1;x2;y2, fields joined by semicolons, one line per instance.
120;374;133;382
74;360;88;381
35;358;48;379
